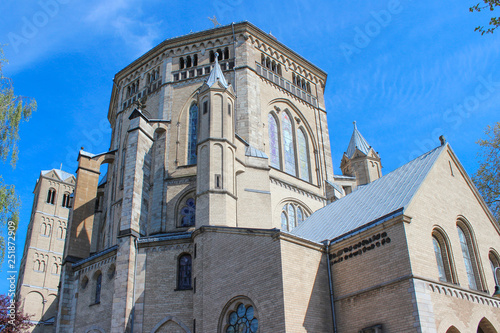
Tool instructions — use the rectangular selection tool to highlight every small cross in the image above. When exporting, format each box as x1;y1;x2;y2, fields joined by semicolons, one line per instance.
208;15;221;28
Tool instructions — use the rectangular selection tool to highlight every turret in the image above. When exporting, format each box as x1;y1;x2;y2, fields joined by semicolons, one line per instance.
196;54;237;227
340;121;382;186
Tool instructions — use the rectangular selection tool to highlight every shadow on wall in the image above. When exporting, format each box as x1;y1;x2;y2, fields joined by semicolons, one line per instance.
302;253;334;333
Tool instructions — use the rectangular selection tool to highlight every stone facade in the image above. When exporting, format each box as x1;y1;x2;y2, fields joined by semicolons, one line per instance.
20;22;500;333
16;169;75;332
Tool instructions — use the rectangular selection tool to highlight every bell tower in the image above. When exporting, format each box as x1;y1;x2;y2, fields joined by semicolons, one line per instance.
341;121;382;186
195;55;237;227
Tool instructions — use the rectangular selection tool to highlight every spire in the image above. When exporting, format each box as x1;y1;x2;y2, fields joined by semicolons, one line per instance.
346;121;371;158
206;53;228;88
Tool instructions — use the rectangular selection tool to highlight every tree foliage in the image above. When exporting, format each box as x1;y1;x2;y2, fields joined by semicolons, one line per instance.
0;294;33;332
473;122;500;222
470;0;500;34
0;46;36;265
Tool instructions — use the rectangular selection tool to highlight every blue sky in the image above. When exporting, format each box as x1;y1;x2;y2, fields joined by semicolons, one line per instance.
0;0;499;294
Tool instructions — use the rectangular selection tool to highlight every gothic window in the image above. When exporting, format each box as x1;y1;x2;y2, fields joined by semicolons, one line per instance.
268;113;280;169
187;103;198;165
261;53;266;66
193;54;198;66
281;203;309;232
180;57;185;69
177;254;192;290
489;251;500;287
186;56;192;68
432;236;448;282
217;49;223;61
179;197;196;227
457;223;481;290
46;188;56;204
266;57;271;69
210;50;215;63
95;272;102;304
220;297;259;333
52;263;58;274
282;112;296;176
297;128;310;182
57;226;64;239
62;192;71;208
34;260;41;271
224;47;229;59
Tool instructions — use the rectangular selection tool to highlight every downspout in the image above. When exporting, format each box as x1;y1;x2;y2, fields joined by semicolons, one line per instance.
323;240;337;333
130;237;138;332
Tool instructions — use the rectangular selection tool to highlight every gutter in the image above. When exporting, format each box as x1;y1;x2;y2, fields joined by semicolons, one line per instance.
323;240;337;333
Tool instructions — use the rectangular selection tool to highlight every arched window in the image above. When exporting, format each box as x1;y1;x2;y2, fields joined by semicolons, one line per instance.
52;263;58;274
268;113;280;169
219;297;259;333
224;47;229;59
282;112;296;176
432;236;448;282
281;203;309;232
46;188;56;204
95;272;102;303
297;128;310;182
217;49;223;61
210;50;215;63
179;197;196;227
489;251;500;287
187;103;198;165
62;192;71;208
178;254;192;290
58;226;64;239
193;54;198;66
46;224;51;237
34;260;41;271
457;224;481;290
40;260;46;272
266;57;271;69
186;56;192;68
179;57;185;69
261;53;266;66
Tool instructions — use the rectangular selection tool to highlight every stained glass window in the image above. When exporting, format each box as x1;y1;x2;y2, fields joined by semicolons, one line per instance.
225;304;258;333
287;204;296;230
282;112;296;176
180;198;196;227
268;114;280;168
457;226;478;290
298;129;310;182
281;212;288;231
188;104;198;165
297;207;304;225
432;237;447;282
178;254;192;290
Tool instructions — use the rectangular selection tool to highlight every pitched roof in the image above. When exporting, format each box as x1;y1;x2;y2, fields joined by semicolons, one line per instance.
206;55;228;88
42;169;75;182
346;121;372;158
292;144;447;243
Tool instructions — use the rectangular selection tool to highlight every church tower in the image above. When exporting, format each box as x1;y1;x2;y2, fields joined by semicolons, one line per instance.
196;55;237;227
340;121;382;186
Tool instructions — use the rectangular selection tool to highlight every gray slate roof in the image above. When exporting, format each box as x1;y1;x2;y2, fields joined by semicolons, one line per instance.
42;169;75;182
292;144;447;243
245;145;268;159
346;122;372;158
206;56;228;88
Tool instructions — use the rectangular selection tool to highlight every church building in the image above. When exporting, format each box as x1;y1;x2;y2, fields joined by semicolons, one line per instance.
28;21;499;332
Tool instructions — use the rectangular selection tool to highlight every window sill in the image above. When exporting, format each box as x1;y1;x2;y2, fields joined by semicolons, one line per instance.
89;302;100;307
175;287;193;292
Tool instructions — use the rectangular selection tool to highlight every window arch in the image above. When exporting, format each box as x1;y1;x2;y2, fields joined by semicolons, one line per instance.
177;254;192;290
280;202;309;232
489;251;500;288
179;57;185;69
178;194;196;227
282;112;296;176
187;103;198;165
456;222;482;290
219;297;259;333
268;113;280;169
47;188;56;204
62;192;71;208
431;229;455;283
